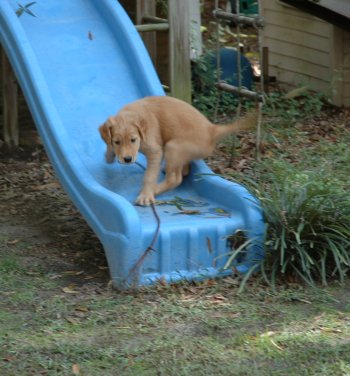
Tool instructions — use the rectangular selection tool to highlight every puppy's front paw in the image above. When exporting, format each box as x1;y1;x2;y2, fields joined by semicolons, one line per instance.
135;191;156;206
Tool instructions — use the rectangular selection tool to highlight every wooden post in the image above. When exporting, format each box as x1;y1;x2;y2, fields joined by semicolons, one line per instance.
1;46;19;147
189;0;202;60
168;0;192;103
262;46;269;93
136;0;157;65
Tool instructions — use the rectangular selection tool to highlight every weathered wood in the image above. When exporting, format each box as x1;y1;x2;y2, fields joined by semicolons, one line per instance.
262;46;269;93
268;51;330;80
330;26;344;107
280;0;350;32
318;0;350;16
136;23;169;32
136;0;157;64
189;0;202;60
142;15;167;24
168;0;192;103
213;10;264;28
261;0;350;106
217;82;263;101
264;24;330;52
1;46;19;147
266;36;330;66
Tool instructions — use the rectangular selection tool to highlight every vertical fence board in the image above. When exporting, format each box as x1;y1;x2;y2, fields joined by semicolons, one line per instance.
168;0;192;103
136;0;157;66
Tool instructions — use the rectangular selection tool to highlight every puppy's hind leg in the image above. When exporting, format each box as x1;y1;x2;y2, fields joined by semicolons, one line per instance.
182;163;190;177
154;142;186;196
155;166;183;196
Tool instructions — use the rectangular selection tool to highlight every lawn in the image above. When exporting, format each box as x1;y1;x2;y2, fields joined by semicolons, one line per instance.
1;234;350;376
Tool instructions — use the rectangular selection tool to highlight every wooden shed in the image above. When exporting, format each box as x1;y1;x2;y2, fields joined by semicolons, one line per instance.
261;0;350;107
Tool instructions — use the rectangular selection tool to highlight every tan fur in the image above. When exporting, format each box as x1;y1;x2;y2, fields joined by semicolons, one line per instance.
99;96;256;206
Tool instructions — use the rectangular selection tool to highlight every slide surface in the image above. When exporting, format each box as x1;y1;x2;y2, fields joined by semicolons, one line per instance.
0;0;264;288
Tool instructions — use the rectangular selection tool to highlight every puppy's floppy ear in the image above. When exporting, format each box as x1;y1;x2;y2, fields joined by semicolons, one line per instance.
99;121;112;145
134;114;147;141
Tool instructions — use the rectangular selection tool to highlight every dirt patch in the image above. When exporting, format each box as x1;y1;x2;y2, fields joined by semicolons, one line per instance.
0;145;109;287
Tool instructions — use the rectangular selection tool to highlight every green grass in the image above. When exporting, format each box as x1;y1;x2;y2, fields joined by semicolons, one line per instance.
1;235;350;376
1;245;350;376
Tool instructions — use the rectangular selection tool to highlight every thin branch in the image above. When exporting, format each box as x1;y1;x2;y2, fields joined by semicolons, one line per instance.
125;203;161;284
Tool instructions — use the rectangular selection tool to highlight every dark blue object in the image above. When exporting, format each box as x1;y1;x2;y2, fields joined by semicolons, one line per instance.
214;47;253;90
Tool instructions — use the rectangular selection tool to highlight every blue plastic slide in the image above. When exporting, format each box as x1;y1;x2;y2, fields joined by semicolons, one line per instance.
0;0;264;288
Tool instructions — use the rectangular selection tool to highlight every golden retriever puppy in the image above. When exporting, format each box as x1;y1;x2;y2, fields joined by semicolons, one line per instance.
99;96;256;206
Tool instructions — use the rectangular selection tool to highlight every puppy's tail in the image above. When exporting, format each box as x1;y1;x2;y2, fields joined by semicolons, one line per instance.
213;111;257;142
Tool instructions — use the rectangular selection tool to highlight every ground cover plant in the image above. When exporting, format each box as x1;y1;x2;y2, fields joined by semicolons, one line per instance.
241;162;350;287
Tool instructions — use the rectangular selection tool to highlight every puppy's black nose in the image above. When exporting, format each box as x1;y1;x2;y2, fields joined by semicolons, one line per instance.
123;156;132;164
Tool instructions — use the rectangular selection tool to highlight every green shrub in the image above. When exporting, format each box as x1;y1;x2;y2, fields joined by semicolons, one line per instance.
229;162;350;287
257;166;350;286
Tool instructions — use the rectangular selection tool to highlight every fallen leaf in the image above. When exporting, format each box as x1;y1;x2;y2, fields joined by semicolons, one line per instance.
206;237;213;253
207;208;231;218
75;306;89;312
180;295;197;302
74;311;87;319
7;239;20;245
62;285;79;294
157;276;167;286
84;275;97;280
37;216;49;224
178;210;201;215
261;331;275;337
1;291;16;296
237;159;248;169
3;355;16;362
205;279;217;287
31;182;60;191
25;271;40;276
264;150;274;158
49;274;62;280
206;295;227;304
320;327;342;333
66;316;80;325
223;277;240;285
72;364;81;375
291;297;312;304
62;270;84;276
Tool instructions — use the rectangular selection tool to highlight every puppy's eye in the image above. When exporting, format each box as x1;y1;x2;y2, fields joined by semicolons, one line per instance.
131;138;137;143
114;140;120;145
